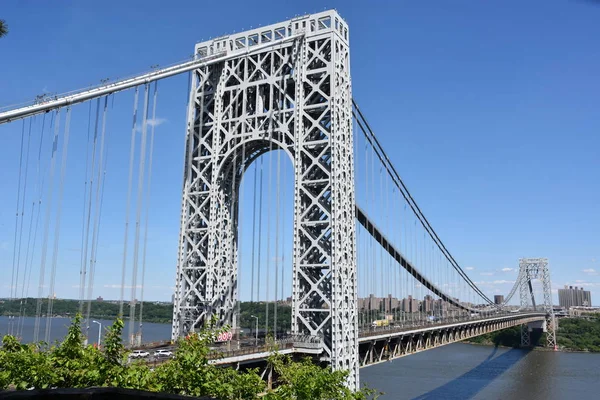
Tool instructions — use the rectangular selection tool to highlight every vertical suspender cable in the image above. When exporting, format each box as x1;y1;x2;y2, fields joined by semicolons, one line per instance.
34;110;60;343
250;163;257;303
280;159;285;316
9;120;26;335
257;157;264;301
237;126;247;337
81;100;101;321
228;129;238;335
85;96;110;335
44;107;72;343
120;87;140;316
274;145;281;339
129;84;150;345
78;101;93;312
265;135;273;334
13;119;32;335
19;114;46;336
80;99;100;342
22;113;51;338
139;82;158;339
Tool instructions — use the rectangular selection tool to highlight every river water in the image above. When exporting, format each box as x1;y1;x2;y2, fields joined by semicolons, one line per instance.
361;342;600;399
0;316;172;344
3;317;599;399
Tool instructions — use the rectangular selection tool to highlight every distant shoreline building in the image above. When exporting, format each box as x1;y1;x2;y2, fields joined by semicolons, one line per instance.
494;295;504;305
558;286;592;308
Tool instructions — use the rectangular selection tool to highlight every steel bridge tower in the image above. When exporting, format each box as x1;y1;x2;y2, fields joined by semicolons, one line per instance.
517;258;557;349
171;10;359;388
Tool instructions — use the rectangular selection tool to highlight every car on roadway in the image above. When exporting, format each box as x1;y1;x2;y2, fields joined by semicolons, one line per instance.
129;350;150;359
153;349;173;358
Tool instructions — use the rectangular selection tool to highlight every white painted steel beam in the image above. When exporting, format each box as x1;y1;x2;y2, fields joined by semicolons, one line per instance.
0;35;302;125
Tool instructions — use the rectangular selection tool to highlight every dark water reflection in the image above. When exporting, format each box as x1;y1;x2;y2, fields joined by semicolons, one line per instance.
361;343;600;400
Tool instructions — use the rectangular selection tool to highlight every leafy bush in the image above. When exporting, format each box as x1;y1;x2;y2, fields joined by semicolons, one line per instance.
0;314;376;399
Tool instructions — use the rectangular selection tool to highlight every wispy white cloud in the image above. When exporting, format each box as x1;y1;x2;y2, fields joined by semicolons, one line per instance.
465;267;475;271
583;268;598;276
136;117;167;132
475;280;514;285
103;284;142;289
501;268;514;272
568;281;600;288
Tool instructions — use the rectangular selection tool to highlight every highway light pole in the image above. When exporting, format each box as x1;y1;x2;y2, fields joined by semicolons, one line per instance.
251;315;258;346
92;320;102;347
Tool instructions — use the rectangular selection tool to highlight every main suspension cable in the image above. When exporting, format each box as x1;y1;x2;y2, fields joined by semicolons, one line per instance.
352;101;493;305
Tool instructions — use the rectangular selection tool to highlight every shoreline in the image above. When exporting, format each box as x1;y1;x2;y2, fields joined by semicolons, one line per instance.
463;340;597;354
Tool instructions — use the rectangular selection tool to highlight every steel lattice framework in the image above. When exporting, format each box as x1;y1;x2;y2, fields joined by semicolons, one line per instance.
517;258;557;348
171;10;359;388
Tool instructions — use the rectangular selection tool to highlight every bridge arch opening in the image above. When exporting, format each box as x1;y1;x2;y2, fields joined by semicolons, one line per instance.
234;146;295;338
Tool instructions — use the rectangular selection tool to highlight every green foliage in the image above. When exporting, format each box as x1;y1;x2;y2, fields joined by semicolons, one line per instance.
0;336;56;390
467;326;523;348
265;354;378;400
556;317;600;352
0;19;8;38
1;314;373;398
467;317;600;352
237;302;292;333
50;314;105;388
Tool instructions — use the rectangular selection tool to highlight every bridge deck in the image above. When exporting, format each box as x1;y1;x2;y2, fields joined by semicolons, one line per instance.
139;312;546;369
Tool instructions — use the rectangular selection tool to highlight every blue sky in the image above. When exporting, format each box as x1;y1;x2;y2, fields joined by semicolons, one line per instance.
0;0;598;306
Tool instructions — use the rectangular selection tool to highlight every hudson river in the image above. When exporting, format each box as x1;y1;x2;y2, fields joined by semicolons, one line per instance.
360;342;600;399
2;317;599;399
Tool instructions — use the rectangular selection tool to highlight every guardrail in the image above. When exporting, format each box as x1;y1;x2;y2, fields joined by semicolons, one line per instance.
358;312;546;339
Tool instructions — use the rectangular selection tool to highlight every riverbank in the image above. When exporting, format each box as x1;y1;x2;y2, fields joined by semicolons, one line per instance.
0;298;173;324
465;317;600;353
464;340;594;354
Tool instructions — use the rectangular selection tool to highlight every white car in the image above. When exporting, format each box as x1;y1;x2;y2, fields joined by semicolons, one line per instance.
153;349;173;358
129;350;150;359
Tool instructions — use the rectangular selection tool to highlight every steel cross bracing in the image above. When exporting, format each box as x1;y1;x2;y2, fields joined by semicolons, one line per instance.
171;10;359;389
516;258;557;348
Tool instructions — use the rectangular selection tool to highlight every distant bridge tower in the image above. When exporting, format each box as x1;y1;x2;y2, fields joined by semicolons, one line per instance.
171;10;359;388
517;258;557;349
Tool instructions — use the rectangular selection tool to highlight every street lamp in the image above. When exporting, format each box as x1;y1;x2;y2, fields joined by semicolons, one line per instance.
250;315;259;346
92;320;102;347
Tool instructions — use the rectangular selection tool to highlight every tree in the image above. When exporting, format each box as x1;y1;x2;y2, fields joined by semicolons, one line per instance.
265;354;379;400
0;315;378;398
0;20;8;38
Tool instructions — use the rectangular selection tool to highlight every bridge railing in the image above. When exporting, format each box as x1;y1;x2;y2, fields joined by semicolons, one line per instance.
358;311;540;338
206;335;323;360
